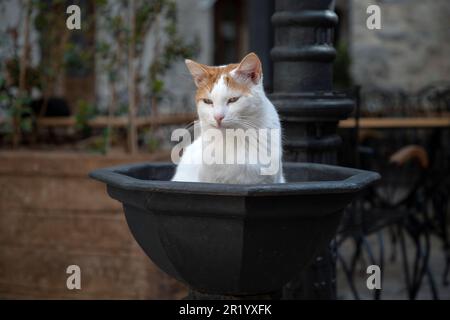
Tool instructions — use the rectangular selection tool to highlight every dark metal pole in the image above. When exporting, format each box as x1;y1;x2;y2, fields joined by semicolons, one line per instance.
270;0;354;299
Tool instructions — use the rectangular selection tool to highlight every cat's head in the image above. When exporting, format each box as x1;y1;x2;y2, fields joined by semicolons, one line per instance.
185;53;264;129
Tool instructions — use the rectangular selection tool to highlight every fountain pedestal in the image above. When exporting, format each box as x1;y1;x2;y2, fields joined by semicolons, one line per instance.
270;0;354;299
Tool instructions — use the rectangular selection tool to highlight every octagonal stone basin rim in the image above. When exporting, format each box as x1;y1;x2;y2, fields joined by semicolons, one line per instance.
88;162;380;295
89;162;380;197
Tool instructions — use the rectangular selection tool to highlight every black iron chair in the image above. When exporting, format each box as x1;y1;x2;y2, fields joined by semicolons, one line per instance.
336;86;450;300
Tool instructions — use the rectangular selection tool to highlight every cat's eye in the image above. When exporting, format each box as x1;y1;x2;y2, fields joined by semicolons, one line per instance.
202;98;213;105
227;97;240;104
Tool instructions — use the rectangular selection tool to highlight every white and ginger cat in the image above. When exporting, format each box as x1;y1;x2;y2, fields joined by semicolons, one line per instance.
172;52;284;184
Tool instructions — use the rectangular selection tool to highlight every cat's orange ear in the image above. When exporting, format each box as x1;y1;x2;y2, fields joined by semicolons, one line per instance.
234;53;262;84
185;59;209;88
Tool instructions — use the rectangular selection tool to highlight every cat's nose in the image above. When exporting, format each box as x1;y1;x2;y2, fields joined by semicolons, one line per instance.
214;114;225;126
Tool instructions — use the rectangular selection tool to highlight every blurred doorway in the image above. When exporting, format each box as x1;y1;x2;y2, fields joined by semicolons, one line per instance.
213;0;248;65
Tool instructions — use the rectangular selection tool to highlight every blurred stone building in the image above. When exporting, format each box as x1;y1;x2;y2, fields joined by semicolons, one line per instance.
1;0;449;116
177;0;450;109
346;0;450;92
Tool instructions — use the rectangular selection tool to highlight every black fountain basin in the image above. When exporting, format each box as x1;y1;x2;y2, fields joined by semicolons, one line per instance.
90;162;379;296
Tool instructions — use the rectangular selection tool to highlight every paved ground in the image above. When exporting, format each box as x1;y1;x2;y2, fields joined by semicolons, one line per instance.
336;229;450;300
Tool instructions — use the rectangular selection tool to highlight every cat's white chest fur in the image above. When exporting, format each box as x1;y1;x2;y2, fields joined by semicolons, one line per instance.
172;130;283;184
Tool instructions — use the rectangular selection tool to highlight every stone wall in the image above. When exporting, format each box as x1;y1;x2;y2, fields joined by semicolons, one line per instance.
349;0;450;92
0;151;187;299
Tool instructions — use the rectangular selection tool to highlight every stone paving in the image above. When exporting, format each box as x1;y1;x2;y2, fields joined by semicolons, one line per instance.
337;229;450;300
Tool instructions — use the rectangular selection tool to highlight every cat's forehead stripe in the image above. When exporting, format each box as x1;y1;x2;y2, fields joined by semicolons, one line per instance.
195;64;250;101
